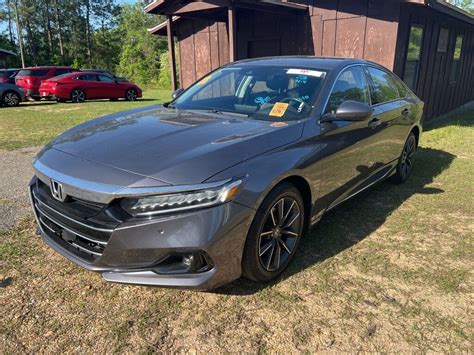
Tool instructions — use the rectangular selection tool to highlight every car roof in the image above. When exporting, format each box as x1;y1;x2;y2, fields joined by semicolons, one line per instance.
232;56;369;71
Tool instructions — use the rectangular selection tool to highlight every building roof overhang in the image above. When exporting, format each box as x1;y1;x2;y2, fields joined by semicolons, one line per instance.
0;48;16;57
404;0;474;24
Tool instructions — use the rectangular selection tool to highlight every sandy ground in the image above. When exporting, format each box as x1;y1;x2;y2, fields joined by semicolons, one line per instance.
0;147;39;230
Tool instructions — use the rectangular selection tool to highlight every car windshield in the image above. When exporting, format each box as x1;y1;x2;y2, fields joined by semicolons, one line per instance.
172;65;328;121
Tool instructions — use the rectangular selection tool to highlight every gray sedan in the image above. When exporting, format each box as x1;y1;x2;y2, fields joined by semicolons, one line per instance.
29;57;423;289
1;82;26;107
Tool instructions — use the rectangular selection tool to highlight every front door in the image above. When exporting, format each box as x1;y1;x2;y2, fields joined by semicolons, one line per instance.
247;38;281;59
317;65;383;209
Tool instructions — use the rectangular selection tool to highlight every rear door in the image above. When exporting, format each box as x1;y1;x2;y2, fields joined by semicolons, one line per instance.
318;65;383;208
76;74;100;99
365;66;411;164
97;74;123;99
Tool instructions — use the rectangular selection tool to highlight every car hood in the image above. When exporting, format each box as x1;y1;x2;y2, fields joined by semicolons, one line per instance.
44;105;304;185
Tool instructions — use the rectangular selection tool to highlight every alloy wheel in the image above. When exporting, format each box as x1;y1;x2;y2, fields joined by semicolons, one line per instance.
126;89;137;101
400;136;416;180
4;92;20;106
71;90;85;103
258;197;302;272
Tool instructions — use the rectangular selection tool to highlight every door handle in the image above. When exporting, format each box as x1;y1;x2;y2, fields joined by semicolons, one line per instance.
401;108;411;117
368;118;382;129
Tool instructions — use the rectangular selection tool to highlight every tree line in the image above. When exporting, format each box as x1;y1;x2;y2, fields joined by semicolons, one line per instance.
0;0;172;87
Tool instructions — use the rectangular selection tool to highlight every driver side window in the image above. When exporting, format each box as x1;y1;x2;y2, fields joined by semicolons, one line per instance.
325;66;370;114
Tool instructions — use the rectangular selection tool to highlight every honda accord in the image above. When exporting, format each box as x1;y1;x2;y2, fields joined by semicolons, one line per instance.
29;57;423;289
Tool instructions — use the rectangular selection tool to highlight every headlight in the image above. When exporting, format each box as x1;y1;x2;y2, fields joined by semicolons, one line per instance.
121;179;243;217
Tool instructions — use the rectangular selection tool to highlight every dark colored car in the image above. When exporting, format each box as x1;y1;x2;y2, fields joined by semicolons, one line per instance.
82;69;128;82
15;66;77;100
29;57;423;289
0;69;20;84
39;72;142;103
0;82;26;107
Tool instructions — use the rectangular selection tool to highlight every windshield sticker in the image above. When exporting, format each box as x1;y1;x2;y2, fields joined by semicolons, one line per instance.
287;69;326;78
269;102;289;118
295;75;308;85
198;74;212;85
255;96;271;105
300;95;310;101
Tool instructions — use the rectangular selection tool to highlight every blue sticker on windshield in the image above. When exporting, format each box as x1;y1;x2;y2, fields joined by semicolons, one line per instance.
300;95;310;101
295;75;308;85
255;96;271;105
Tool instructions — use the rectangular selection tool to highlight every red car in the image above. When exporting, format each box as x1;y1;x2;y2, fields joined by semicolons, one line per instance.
39;72;142;103
15;66;77;100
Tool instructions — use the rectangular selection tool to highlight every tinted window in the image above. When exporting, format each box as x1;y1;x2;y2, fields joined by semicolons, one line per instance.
18;69;50;76
98;75;115;83
367;67;400;105
0;70;16;78
77;74;97;81
325;66;370;114
403;25;424;90
55;69;72;76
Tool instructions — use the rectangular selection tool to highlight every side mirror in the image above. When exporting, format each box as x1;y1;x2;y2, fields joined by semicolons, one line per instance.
321;100;373;122
172;88;184;99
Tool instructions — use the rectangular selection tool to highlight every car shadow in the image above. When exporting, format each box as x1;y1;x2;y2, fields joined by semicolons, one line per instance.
214;147;456;295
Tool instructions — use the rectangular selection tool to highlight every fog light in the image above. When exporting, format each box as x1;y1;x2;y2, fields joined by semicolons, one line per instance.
152;252;212;275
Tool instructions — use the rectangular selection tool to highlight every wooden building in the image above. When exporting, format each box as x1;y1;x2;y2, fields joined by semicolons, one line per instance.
0;48;16;69
146;0;474;120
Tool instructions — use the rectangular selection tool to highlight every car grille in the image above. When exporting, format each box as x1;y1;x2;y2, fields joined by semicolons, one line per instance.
31;178;120;261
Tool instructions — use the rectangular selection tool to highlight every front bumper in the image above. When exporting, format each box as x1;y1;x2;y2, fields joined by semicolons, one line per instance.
30;177;255;289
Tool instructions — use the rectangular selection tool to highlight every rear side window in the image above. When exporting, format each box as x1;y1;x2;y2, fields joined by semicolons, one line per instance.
17;69;49;76
98;75;115;83
55;69;72;76
77;74;98;81
325;66;370;114
367;67;400;105
0;71;13;78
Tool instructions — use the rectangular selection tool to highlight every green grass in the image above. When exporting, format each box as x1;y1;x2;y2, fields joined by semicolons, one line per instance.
0;106;473;352
0;88;171;150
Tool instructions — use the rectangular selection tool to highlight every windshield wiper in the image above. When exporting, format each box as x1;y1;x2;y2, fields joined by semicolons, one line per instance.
188;108;249;118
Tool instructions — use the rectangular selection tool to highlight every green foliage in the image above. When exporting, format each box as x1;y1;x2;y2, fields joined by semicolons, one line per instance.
116;2;167;85
157;51;171;90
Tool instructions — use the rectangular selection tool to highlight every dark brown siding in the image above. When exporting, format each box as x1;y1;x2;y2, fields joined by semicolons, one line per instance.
176;19;229;88
310;0;401;69
394;3;474;120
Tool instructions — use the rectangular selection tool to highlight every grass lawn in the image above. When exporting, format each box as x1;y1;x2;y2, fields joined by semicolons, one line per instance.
0;106;473;352
0;88;171;150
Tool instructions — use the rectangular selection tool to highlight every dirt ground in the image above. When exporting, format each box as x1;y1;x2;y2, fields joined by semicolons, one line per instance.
0;110;473;352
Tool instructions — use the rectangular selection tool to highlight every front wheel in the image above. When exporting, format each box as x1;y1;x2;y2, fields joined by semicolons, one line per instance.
2;91;21;107
242;183;305;282
125;89;138;101
71;89;86;103
391;132;417;184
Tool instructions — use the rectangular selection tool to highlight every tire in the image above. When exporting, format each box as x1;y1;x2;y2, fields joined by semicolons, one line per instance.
125;89;138;101
391;132;417;184
2;91;21;107
71;89;86;103
242;183;305;282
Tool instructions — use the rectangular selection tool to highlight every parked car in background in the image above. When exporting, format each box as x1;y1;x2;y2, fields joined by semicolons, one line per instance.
15;66;77;100
0;69;20;84
0;82;26;107
81;69;128;82
29;57;423;289
39;71;142;103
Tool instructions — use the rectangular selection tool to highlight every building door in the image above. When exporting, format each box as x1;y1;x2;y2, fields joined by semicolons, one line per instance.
247;38;281;59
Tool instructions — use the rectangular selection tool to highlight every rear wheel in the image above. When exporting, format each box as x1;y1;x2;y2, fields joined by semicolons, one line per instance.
391;132;417;184
71;89;85;103
125;89;138;101
242;183;305;282
2;91;21;107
